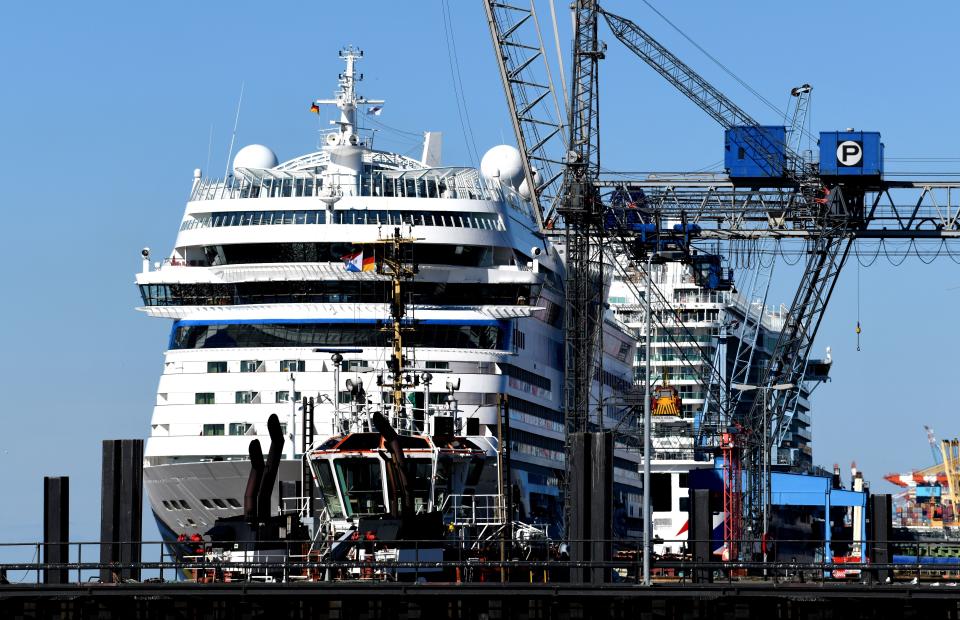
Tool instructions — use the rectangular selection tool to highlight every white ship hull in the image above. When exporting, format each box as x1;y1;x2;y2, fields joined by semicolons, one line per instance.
145;459;302;537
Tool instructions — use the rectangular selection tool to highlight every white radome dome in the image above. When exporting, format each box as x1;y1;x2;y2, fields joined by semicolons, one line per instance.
518;168;540;200
233;144;278;174
480;145;524;189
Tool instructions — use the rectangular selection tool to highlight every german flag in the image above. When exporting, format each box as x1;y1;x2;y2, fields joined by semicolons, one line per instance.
309;102;320;114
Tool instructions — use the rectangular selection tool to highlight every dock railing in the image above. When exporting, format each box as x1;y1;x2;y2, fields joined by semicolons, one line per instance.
3;537;960;586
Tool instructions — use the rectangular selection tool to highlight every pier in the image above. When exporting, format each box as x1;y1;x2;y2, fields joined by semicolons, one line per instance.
5;539;960;619
4;573;960;619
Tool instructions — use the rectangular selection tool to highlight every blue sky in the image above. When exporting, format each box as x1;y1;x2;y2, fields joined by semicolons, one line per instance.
1;1;958;544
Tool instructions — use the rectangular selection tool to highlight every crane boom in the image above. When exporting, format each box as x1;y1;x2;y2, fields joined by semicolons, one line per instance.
599;8;802;184
483;0;567;228
600;9;758;129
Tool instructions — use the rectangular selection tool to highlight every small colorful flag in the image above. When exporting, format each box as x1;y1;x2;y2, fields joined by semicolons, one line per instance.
310;102;320;114
341;250;376;272
367;105;383;116
342;250;363;272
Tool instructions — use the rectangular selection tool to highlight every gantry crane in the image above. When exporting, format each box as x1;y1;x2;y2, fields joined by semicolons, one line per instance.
486;0;960;554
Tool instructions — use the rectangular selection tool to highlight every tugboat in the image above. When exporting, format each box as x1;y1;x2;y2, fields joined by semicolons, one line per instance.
197;227;524;583
305;227;507;574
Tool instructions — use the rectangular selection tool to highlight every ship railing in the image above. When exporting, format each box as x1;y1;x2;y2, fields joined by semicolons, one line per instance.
279;495;313;518
189;167;507;204
308;507;334;559
327;405;428;438
157;257;207;268
441;494;505;526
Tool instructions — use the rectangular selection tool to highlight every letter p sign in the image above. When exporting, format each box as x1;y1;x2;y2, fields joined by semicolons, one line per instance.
836;140;863;167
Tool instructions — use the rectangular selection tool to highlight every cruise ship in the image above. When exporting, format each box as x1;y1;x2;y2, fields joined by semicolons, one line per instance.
608;259;831;552
135;48;643;544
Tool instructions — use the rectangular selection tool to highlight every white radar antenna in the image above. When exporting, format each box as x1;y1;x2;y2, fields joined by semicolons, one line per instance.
313;46;385;147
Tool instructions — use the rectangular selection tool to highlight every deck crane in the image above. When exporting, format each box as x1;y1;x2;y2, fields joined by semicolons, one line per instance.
486;0;960;560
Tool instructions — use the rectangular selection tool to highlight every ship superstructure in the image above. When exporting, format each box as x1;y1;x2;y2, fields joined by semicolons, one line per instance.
136;48;641;543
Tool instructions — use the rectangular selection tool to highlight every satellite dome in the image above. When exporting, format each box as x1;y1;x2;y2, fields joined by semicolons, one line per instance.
232;144;278;174
480;145;524;189
518;168;540;201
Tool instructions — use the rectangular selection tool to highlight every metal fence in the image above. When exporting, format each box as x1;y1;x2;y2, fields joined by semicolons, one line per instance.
3;538;960;586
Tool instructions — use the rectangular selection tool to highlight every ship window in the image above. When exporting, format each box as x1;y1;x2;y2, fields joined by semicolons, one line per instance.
240;360;261;372
275;391;301;403
146;280;530;307
200;499;214;509
280;359;306;373
229;423;251;436
212;499;227;509
407;459;432;514
173;322;503;351
314;461;344;518
202;424;224;436
195;393;215;405
424;361;449;370
162;500;173;510
207;361;227;373
188;211;326;230
179;500;192;510
334;458;386;517
651;473;671;512
512;328;526;350
226;498;241;508
234;391;258;404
